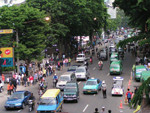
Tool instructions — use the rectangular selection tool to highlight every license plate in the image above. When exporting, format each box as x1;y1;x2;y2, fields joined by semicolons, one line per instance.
77;75;81;76
116;92;118;94
9;105;14;108
87;91;91;92
67;98;73;100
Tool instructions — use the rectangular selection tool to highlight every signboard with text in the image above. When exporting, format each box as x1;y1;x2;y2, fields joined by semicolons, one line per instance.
0;47;13;58
0;29;13;34
1;58;14;67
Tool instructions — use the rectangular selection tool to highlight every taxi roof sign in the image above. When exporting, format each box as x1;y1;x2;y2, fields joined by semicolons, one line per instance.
113;76;124;80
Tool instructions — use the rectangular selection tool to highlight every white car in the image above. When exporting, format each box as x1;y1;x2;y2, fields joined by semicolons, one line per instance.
75;66;90;80
76;54;86;62
111;77;124;96
56;72;76;90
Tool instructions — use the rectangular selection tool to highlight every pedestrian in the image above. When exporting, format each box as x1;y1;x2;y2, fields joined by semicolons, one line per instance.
2;74;5;87
17;74;21;85
48;65;51;76
94;108;99;113
42;68;46;77
101;107;105;113
23;74;27;87
134;87;138;94
68;58;71;66
0;80;2;92
7;82;11;95
33;72;38;85
29;75;34;86
126;89;132;103
12;77;17;92
132;64;135;77
108;110;111;113
131;91;134;99
102;81;107;98
10;83;14;95
27;77;30;86
60;61;63;70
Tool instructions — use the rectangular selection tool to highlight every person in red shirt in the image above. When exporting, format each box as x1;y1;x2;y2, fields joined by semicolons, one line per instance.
29;75;34;86
126;89;132;103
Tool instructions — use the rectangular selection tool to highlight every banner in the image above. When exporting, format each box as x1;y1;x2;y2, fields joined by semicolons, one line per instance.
0;47;13;58
1;58;14;67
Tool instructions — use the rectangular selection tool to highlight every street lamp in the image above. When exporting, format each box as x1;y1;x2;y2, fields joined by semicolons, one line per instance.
15;16;50;74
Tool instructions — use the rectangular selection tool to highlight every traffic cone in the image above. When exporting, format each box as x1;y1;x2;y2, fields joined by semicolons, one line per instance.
127;85;130;89
119;100;123;109
128;79;131;86
124;96;128;105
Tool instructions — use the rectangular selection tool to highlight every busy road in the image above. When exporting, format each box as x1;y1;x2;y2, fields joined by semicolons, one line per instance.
0;41;136;113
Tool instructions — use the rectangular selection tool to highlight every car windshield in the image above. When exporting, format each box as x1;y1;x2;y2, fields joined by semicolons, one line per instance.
68;66;77;70
39;98;56;105
64;86;77;92
77;55;84;57
113;80;122;88
111;64;119;68
59;76;70;81
86;81;97;85
76;68;85;73
136;69;146;73
111;55;118;58
9;93;24;99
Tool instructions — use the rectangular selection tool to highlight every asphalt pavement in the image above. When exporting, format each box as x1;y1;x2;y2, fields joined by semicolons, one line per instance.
0;41;139;113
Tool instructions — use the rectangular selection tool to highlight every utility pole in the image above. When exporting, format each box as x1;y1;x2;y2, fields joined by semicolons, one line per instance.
16;30;19;74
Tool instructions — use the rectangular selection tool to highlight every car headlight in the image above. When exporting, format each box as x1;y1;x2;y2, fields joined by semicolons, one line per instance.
5;103;9;106
63;95;67;97
72;95;77;97
15;103;21;106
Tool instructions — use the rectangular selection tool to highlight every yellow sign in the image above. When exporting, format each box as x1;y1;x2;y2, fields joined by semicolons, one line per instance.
0;29;13;34
0;47;13;58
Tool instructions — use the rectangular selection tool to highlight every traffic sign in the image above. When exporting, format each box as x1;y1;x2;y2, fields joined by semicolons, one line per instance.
0;29;13;34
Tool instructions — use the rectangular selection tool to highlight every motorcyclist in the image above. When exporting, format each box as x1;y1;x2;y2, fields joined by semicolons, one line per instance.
84;60;89;68
120;52;124;59
53;74;58;87
98;59;103;69
28;93;35;110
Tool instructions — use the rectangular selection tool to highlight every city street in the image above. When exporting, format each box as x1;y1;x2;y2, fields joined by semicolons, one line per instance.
0;43;139;113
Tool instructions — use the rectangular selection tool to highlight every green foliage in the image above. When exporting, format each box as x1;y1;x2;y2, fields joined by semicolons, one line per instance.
130;77;150;107
0;4;50;62
2;67;15;71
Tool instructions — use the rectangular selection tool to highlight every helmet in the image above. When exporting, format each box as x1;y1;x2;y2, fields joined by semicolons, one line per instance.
102;81;105;84
54;73;56;75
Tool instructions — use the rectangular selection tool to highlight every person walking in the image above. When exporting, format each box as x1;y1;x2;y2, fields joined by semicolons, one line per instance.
126;89;132;103
29;75;34;86
94;108;99;113
102;81;107;98
12;77;17;92
23;74;27;87
9;83;14;95
7;82;11;95
2;74;5;87
68;58;71;66
101;107;105;113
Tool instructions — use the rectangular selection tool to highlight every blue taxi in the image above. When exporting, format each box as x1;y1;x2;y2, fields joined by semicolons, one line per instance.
83;78;102;94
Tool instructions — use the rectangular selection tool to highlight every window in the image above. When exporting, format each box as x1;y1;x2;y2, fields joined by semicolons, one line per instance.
97;79;100;83
59;92;63;99
24;91;29;96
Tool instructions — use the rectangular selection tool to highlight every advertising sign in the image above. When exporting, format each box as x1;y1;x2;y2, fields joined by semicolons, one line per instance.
0;47;13;58
0;29;13;34
1;58;14;67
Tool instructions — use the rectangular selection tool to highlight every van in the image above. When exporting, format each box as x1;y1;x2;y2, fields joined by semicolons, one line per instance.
56;72;76;90
36;89;63;113
110;60;123;75
134;65;146;81
110;52;119;63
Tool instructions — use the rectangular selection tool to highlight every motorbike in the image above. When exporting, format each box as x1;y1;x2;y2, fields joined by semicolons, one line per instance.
28;100;34;112
53;79;57;88
98;64;103;70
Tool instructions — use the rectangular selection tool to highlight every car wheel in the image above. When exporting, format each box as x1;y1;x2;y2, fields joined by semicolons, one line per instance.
59;105;62;112
83;91;85;94
76;99;78;103
63;100;66;103
22;103;25;109
5;108;9;110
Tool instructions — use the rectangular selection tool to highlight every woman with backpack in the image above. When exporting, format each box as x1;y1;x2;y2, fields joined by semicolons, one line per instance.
126;89;132;103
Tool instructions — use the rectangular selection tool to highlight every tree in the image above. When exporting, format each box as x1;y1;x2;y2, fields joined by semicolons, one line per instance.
130;77;150;107
113;0;150;47
0;4;50;63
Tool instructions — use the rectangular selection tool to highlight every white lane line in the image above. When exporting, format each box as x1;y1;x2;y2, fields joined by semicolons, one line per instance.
83;104;89;112
78;81;81;84
18;110;21;112
107;73;110;76
93;67;96;70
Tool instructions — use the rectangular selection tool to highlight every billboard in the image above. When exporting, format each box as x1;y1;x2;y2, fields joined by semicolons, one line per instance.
1;58;13;67
0;47;13;58
107;7;116;19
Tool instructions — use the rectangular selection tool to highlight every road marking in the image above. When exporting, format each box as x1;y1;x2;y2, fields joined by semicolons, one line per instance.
93;67;96;70
78;81;81;84
83;104;89;112
18;110;21;112
107;73;110;76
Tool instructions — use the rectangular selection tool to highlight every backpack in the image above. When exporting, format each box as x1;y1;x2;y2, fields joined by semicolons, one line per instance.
127;92;131;98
